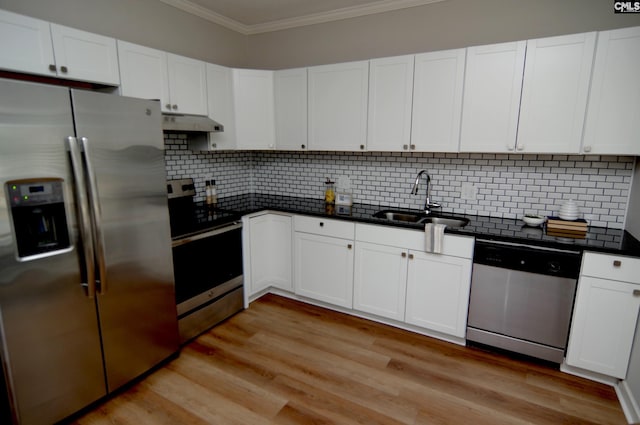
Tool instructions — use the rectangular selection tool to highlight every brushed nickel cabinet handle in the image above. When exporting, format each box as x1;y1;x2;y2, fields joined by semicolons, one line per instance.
614;260;622;267
410;144;416;150
583;145;592;153
165;103;171;109
60;66;68;73
49;64;57;71
403;145;408;150
633;289;640;297
172;104;178;110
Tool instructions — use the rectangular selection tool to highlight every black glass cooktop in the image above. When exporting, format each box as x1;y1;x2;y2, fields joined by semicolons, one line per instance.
167;197;241;239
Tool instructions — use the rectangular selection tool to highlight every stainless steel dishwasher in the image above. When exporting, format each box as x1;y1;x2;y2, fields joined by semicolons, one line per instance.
466;239;582;363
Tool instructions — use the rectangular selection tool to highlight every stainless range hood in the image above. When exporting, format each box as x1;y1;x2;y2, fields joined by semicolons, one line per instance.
162;114;224;133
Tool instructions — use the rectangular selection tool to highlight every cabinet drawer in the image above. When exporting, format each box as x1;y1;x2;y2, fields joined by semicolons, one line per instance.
294;215;355;239
355;223;474;259
581;252;640;284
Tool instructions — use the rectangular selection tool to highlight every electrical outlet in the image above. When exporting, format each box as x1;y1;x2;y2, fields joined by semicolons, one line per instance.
460;183;477;200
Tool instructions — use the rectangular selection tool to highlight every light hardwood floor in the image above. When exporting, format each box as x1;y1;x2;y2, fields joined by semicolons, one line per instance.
73;294;627;424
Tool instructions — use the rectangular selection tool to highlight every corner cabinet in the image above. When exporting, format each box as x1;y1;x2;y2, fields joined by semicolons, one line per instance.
233;69;276;150
582;26;640;156
566;252;640;379
294;216;355;308
243;213;293;299
459;41;526;153
275;68;308;151
0;9;119;85
308;61;369;151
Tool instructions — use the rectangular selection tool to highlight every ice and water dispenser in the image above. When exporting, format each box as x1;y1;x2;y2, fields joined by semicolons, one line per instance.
6;179;71;259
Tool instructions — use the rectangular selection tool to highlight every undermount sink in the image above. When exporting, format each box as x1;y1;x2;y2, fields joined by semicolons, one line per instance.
372;209;469;228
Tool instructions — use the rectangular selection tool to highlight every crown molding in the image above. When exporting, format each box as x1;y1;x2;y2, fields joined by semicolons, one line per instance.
159;0;448;35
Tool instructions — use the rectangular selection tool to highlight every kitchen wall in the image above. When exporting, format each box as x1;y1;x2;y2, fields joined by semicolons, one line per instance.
165;136;634;229
0;0;248;67
246;0;640;69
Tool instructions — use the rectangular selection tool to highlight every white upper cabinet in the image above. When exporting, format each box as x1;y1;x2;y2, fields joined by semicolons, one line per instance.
232;69;276;150
117;41;169;105
460;41;526;153
206;63;236;150
411;49;465;152
0;10;55;77
582;26;640;155
275;68;308;151
308;61;369;151
517;32;596;154
0;10;119;85
166;53;208;115
367;55;414;152
118;41;207;115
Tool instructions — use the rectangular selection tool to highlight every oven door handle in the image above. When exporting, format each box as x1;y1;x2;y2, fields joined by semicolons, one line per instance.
172;222;242;247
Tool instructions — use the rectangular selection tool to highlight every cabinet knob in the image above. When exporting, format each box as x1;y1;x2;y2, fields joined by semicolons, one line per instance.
347;244;352;250
60;66;68;73
634;289;640;297
48;64;57;72
507;145;515;151
165;103;171;109
301;144;306;149
408;254;414;260
583;145;592;153
319;222;324;227
403;144;408;150
360;144;365;150
614;260;622;267
410;144;416;150
172;104;178;110
211;143;217;148
401;252;407;258
516;145;524;151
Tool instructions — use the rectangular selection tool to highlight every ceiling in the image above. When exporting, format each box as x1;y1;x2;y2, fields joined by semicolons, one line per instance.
159;0;447;35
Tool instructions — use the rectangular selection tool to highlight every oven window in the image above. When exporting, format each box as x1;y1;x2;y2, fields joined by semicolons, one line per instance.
172;227;243;304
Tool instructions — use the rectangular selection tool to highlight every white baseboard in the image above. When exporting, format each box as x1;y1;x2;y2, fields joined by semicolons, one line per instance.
617;380;640;424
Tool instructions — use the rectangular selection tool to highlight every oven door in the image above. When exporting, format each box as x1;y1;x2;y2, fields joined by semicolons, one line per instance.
172;222;243;316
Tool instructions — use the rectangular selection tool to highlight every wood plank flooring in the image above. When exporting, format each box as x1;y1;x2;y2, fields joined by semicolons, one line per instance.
72;294;627;424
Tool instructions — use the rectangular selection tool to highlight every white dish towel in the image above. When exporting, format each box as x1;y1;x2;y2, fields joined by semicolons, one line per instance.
425;223;447;254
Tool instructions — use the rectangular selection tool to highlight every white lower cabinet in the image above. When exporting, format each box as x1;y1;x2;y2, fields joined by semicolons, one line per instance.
244;213;292;297
566;252;640;379
353;242;408;321
294;216;355;308
353;223;473;339
405;251;472;338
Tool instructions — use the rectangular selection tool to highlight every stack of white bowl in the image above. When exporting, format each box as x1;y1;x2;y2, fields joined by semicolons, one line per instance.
558;200;579;221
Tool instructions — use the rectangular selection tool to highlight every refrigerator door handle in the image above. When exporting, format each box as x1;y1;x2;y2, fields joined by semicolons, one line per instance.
66;136;97;298
80;137;108;295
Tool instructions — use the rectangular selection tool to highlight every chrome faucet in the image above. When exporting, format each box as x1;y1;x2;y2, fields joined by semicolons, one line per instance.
411;170;441;214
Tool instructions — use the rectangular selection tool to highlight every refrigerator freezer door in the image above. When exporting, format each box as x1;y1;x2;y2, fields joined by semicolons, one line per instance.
0;80;106;425
70;90;179;392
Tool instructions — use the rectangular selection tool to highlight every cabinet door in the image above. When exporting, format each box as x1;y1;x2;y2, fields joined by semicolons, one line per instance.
411;49;465;152
353;242;408;321
275;68;307;151
0;9;55;77
460;41;526;153
233;69;276;150
294;232;354;308
517;33;596;154
117;41;169;107
248;214;292;294
308;61;369;151
405;251;472;338
50;23;119;85
566;276;640;379
367;55;414;152
166;53;208;115
206;63;237;150
582;26;640;155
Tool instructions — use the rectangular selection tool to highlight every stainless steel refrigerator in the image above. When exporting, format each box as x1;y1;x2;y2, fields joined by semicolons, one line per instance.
0;79;179;425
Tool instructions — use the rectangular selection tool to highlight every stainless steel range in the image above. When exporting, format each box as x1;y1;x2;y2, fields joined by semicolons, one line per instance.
167;178;244;343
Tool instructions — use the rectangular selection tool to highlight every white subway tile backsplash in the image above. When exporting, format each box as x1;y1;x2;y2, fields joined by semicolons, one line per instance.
164;135;634;229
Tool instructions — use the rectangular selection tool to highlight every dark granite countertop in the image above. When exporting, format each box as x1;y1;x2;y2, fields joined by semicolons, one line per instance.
211;193;640;257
